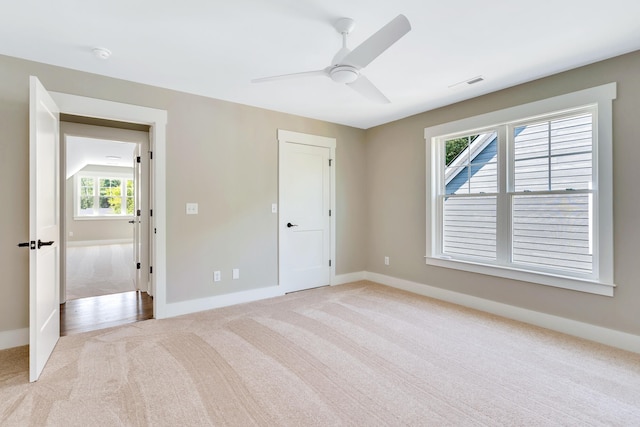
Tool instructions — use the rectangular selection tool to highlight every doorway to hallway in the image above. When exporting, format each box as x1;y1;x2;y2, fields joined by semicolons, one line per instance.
60;119;151;335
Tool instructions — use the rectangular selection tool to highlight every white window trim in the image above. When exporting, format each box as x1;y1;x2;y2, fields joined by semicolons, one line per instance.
74;171;135;220
424;83;616;296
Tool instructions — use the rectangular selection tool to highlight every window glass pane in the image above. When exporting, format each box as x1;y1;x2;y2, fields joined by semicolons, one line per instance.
469;132;498;165
549;114;592;156
469;162;497;193
512;194;592;273
79;177;95;215
445;137;469;166
514;113;593;192
445;132;497;195
126;180;135;215
514;157;549;192
550;152;592;190
445;166;468;194
443;196;496;260
514;123;549;161
99;178;123;215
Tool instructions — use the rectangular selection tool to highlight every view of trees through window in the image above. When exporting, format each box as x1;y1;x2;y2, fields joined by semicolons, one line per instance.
445;135;479;166
78;176;134;216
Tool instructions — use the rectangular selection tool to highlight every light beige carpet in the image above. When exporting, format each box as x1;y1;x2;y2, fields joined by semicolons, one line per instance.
66;243;135;300
2;281;640;426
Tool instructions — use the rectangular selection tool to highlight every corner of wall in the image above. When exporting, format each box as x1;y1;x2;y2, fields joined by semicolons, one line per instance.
0;328;29;350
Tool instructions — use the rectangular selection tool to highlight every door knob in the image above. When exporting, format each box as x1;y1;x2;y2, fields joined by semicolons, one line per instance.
37;239;54;249
17;241;36;249
286;222;298;228
128;220;135;224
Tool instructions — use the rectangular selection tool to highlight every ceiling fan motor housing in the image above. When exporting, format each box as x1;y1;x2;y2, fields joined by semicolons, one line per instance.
329;65;359;84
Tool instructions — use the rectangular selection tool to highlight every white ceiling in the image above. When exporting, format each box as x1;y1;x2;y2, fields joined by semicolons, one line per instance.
66;136;136;179
2;1;640;129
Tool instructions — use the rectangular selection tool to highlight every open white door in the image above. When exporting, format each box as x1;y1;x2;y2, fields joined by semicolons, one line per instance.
29;76;61;382
278;130;335;293
132;141;151;294
133;144;142;291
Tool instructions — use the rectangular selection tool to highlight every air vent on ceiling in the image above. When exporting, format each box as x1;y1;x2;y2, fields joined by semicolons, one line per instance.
448;75;485;90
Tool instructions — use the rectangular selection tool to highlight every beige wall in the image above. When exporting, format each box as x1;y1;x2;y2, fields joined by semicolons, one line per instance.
2;50;638;338
365;50;640;336
0;54;367;332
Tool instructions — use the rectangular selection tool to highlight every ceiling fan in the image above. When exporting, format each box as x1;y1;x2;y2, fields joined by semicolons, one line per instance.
252;14;411;103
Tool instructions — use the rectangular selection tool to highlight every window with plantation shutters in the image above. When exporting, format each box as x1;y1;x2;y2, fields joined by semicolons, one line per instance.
425;83;616;296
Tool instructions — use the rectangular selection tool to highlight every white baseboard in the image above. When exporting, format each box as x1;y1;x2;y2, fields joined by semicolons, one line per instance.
365;272;640;354
0;328;28;350
67;239;133;247
161;286;285;319
333;271;366;286
7;271;636;354
163;272;367;319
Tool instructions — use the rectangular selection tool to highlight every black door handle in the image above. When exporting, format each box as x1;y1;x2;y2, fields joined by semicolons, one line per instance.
37;239;54;249
286;222;298;228
17;241;36;250
128;220;135;224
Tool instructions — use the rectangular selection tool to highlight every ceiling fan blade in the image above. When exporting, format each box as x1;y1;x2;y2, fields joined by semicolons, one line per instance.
347;75;390;104
251;69;327;83
343;14;411;69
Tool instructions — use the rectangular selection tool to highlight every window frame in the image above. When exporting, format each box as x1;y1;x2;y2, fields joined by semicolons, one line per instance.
425;83;616;296
73;171;135;220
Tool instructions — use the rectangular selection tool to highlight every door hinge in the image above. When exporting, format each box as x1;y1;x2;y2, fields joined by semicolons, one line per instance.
136;262;141;270
154;228;157;234
137;209;141;217
150;209;153;217
329;209;331;217
150;266;153;274
150;151;153;160
329;260;332;267
329;159;332;166
136;156;141;163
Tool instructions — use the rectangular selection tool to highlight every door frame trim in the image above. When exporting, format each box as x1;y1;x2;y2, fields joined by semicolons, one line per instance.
277;129;336;288
50;91;168;319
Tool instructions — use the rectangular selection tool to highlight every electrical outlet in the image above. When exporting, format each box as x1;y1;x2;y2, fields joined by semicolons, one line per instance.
232;268;239;279
384;256;390;266
214;271;221;282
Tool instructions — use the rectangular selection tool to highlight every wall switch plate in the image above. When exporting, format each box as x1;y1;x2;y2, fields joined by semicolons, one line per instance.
214;270;221;282
384;256;390;266
186;203;198;215
271;203;278;213
232;268;239;279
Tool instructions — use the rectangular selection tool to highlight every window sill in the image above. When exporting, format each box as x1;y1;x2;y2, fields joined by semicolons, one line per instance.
425;256;615;297
73;216;135;221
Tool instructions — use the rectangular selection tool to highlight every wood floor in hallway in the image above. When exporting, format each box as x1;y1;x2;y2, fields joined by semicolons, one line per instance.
60;291;153;336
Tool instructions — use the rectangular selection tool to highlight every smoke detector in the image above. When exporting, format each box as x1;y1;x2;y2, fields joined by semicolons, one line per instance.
92;47;112;60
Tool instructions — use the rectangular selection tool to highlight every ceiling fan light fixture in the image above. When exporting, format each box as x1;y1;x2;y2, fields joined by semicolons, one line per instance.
329;65;359;84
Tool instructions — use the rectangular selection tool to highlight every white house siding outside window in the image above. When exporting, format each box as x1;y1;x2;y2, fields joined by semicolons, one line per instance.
425;84;616;296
